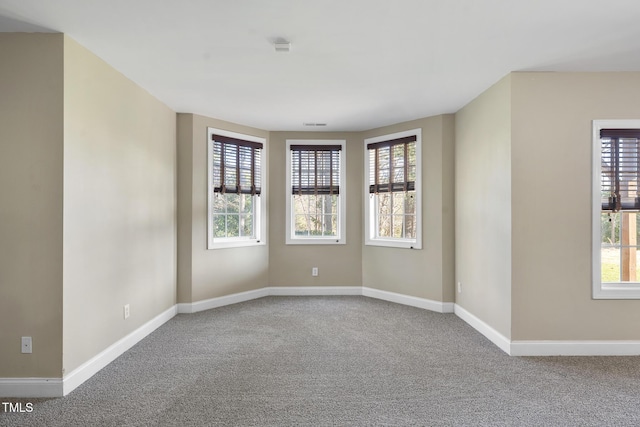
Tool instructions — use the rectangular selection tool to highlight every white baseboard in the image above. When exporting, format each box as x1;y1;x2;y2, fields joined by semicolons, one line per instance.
363;287;455;313
180;286;452;313
177;288;270;314
452;304;640;356
453;304;512;355
13;288;637;399
178;286;448;315
268;286;362;296
510;340;640;356
177;286;364;313
0;378;63;398
62;305;177;396
0;305;177;398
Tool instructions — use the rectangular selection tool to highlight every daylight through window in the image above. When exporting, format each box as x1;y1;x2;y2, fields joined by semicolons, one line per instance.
286;140;346;244
208;129;265;248
593;120;640;299
600;128;640;283
365;129;421;249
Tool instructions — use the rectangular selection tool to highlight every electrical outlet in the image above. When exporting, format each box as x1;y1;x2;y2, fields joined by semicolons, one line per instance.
312;267;318;277
21;336;32;354
124;304;130;319
457;282;462;293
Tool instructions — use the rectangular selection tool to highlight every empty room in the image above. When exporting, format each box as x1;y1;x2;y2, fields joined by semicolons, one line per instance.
1;0;640;425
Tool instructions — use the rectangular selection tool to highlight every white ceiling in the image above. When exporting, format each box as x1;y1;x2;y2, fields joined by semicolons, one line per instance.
1;0;640;131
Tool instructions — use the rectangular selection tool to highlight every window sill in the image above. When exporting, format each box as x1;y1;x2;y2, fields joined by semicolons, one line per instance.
365;238;421;249
286;237;345;245
208;239;265;250
593;283;640;299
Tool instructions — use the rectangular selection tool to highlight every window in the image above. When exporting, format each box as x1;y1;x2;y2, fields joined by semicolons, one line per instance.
364;129;422;249
593;120;640;298
208;128;266;249
286;140;346;244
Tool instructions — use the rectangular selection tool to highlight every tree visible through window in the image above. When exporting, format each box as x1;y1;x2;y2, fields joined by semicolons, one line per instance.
600;128;640;283
368;136;417;239
208;129;265;248
286;140;346;244
365;130;421;249
213;193;254;238
291;145;340;237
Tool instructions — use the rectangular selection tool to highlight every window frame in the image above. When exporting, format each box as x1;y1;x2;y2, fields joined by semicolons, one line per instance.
207;127;266;250
285;139;346;245
364;128;422;249
592;119;640;299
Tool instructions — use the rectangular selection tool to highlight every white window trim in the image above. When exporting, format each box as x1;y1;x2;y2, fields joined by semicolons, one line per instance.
285;139;346;245
207;127;266;250
364;128;422;249
592;119;640;299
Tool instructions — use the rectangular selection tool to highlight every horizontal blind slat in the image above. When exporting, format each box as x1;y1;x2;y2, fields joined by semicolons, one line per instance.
601;132;640;211
290;145;340;195
368;139;416;193
213;139;262;195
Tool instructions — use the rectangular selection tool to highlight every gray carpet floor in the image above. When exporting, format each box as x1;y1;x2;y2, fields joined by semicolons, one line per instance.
2;296;640;426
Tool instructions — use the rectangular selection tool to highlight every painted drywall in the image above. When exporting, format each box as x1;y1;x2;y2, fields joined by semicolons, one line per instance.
441;115;456;303
511;72;640;340
0;34;64;378
361;115;455;302
177;114;194;304
63;36;177;374
177;114;269;303
455;76;512;339
268;131;363;287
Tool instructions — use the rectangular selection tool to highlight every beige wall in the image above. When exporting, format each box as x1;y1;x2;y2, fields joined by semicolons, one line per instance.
176;114;194;304
268;131;363;287
62;36;177;373
362;116;455;302
177;114;269;302
511;72;640;340
6;33;639;388
0;34;64;378
455;76;512;338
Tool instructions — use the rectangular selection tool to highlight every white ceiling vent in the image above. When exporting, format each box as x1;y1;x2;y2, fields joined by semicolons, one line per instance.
274;40;291;52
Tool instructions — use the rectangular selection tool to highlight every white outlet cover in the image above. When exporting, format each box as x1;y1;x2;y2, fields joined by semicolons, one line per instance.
21;336;32;354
